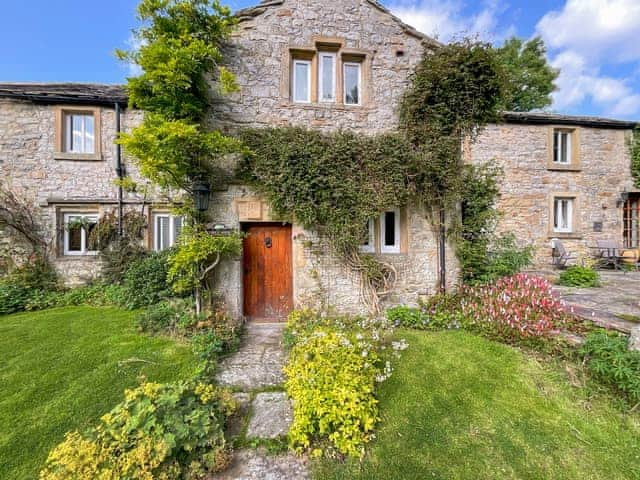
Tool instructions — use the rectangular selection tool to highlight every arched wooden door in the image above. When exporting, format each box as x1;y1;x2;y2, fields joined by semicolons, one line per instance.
242;223;293;322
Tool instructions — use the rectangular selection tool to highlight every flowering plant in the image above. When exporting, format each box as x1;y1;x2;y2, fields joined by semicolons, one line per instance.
460;274;571;340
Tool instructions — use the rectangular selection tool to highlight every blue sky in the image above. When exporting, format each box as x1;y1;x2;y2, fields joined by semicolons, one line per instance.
1;0;639;119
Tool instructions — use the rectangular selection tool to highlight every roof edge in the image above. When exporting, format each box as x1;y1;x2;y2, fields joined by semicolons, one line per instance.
0;82;128;107
502;111;638;130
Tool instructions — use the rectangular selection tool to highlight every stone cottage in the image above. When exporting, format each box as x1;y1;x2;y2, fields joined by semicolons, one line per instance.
0;0;637;321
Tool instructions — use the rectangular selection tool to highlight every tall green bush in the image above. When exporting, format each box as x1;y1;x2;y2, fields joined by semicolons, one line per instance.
122;251;173;309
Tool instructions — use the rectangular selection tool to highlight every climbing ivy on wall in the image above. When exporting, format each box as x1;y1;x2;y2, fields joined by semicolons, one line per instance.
629;128;640;189
238;128;415;313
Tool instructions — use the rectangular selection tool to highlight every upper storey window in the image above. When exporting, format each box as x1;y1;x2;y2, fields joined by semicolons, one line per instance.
293;59;312;103
547;127;580;171
343;62;362;105
65;113;95;154
54;106;102;161
553;129;571;164
289;39;366;106
319;52;336;102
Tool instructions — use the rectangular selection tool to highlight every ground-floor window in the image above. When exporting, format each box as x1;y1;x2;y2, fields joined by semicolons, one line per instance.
553;197;574;233
360;209;403;254
63;213;98;256
153;213;183;251
624;195;640;248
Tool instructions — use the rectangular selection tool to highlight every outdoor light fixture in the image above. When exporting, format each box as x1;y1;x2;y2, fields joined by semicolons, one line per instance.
193;180;211;212
617;189;630;208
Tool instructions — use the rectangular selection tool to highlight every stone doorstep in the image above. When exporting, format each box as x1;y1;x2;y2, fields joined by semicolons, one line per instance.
210;448;309;480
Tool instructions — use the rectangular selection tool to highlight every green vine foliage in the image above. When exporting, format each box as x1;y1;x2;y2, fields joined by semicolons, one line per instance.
629;128;640;189
239;128;414;309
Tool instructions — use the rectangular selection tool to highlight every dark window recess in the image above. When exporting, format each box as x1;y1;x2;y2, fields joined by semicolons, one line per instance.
68;226;82;251
593;222;603;233
385;211;396;246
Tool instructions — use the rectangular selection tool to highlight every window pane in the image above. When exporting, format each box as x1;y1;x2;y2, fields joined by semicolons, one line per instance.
294;62;310;102
84;115;95;153
553;132;560;163
72;115;84;153
86;218;98;251
344;64;360;105
560;134;568;163
68;224;82;252
561;200;569;229
321;55;335;101
384;211;396;246
158;217;170;250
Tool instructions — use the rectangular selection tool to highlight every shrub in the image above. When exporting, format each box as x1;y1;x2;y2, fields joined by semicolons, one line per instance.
386;295;465;331
134;299;193;334
100;237;147;284
581;332;640;403
0;260;59;314
558;265;600;288
122;251;172;309
284;310;399;458
25;284;129;311
460;274;571;342
40;382;236;480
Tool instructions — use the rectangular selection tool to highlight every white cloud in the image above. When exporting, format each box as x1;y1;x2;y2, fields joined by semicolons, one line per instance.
389;0;513;43
536;0;640;118
538;0;640;63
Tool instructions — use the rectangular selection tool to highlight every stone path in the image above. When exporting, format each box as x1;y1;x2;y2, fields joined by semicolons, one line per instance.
212;323;309;480
552;271;640;333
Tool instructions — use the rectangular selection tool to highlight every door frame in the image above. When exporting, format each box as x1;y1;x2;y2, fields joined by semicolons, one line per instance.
241;222;294;322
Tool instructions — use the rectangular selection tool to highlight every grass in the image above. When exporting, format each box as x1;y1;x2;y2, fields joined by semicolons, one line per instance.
316;330;640;480
0;307;199;480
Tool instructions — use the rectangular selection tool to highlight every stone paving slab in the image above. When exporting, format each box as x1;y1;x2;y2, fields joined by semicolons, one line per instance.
210;449;309;480
247;392;293;439
216;323;286;390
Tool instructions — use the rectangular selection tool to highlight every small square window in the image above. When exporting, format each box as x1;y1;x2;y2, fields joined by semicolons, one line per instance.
553;129;572;164
64;113;95;154
63;213;98;256
344;62;362;105
292;59;312;103
553;198;574;233
380;209;400;253
154;214;184;251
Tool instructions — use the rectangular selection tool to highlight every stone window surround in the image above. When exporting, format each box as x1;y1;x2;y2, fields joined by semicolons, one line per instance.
547;126;581;172
54;106;103;161
361;208;409;254
281;36;371;108
548;192;582;239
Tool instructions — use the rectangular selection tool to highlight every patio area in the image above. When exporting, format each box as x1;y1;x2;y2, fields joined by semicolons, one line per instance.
552;271;640;333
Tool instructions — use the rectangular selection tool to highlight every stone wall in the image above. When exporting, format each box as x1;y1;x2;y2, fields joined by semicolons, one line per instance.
469;122;636;268
0;99;149;284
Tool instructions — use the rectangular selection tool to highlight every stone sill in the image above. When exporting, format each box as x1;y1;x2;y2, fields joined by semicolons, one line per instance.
546;164;581;172
548;233;583;240
54;152;103;161
55;254;100;262
280;101;370;112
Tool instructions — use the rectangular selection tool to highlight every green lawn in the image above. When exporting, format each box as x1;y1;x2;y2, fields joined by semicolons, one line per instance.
0;307;199;480
317;330;640;480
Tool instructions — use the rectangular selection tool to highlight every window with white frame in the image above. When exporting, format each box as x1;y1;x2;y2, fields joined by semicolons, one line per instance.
154;214;183;251
63;213;98;256
553;197;574;233
360;219;375;253
343;62;362;105
380;209;401;253
553;129;572;164
319;52;336;102
64;113;95;154
292;59;312;103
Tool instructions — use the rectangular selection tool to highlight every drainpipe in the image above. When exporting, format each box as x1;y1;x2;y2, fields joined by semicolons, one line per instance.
115;102;124;237
439;207;446;293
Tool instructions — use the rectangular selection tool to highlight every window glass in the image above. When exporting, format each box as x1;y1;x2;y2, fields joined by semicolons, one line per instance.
554;198;573;232
380;209;400;253
68;221;82;252
65;113;95;153
174;216;183;241
154;214;183;251
64;214;98;255
384;211;396;246
553;130;571;164
320;53;335;102
344;63;361;105
360;219;375;253
293;61;310;102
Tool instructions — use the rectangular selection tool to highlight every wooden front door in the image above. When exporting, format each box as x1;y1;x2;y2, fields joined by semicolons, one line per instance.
242;224;293;322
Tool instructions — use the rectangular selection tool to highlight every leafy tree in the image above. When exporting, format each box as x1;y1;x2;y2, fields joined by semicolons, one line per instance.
494;36;559;112
117;0;245;313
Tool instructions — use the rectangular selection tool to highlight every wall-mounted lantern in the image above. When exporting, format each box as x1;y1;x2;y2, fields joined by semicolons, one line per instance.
193;180;211;212
617;189;630;208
